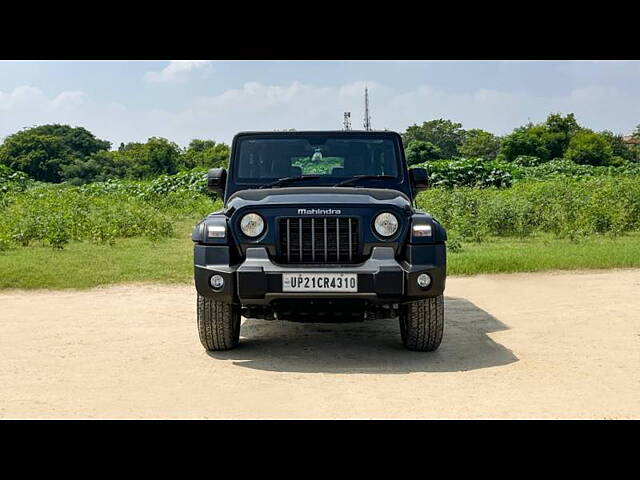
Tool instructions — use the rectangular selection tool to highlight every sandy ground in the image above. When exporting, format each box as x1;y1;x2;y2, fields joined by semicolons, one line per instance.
1;269;639;419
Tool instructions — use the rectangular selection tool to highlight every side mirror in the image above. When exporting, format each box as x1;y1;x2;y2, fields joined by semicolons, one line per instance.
207;168;227;197
409;168;429;197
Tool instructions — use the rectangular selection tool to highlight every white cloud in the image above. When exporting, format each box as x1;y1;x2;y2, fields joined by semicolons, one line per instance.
2;79;639;147
0;85;47;110
49;91;89;110
0;86;88;113
0;87;91;139
144;60;213;84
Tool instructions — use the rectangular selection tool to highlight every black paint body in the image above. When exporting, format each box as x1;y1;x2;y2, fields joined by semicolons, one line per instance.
192;131;447;320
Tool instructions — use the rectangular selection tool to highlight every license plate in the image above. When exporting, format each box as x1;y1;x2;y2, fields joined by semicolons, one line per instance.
282;273;358;292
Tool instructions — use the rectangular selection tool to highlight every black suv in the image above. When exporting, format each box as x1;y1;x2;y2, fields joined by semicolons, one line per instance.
192;131;447;351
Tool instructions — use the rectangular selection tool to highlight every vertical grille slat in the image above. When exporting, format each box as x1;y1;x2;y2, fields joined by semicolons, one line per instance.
298;218;303;262
336;218;340;262
348;218;352;262
286;218;291;262
324;218;327;262
311;218;315;262
279;216;360;264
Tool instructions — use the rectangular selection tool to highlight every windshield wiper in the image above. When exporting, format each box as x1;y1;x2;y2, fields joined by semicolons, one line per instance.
333;175;395;187
259;175;320;189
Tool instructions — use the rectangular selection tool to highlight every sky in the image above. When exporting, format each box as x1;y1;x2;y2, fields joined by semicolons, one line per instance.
1;60;639;148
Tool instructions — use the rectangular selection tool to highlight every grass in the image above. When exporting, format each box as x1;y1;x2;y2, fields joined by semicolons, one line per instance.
448;233;640;275
1;224;640;290
0;220;196;289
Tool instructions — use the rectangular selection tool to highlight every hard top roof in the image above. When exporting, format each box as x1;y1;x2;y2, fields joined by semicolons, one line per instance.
233;130;401;138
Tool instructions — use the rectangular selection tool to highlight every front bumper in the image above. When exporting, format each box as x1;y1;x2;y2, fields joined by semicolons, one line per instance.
194;245;446;305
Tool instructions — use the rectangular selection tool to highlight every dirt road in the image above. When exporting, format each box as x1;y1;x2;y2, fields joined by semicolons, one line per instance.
1;269;639;419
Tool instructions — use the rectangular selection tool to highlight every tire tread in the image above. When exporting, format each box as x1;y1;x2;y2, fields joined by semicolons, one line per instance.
197;294;240;351
400;295;444;352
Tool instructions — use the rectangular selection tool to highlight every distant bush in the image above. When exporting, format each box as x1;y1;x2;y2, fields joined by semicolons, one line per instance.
0;169;218;250
512;155;543;167
414;156;640;189
418;176;640;245
458;129;501;161
519;158;640;180
565;130;614;166
0;165;33;195
405;140;442;165
146;168;208;196
402;119;465;158
0;124;111;182
1;186;172;249
500;113;580;163
179;140;229;170
417;157;519;188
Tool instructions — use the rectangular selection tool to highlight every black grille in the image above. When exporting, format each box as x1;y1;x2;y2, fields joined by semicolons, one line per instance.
277;217;360;264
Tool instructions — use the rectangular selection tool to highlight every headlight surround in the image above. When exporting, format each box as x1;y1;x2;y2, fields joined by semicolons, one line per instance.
240;213;265;237
374;212;399;237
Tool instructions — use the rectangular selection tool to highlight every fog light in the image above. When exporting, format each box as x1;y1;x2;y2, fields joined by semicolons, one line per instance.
417;273;431;288
210;275;224;290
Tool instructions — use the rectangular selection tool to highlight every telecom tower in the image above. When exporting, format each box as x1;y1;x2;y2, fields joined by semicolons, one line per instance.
363;87;372;131
343;112;352;130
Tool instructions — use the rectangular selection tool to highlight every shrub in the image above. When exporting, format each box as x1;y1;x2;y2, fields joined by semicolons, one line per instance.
458;129;501;160
512;155;543;167
0;124;111;182
500;113;580;163
418;176;640;245
405;141;442;165
0;169;219;250
418;176;640;246
0;165;33;195
402;119;465;158
146;168;208;196
565;130;614;166
519;158;640;180
417;157;520;188
179;140;229;170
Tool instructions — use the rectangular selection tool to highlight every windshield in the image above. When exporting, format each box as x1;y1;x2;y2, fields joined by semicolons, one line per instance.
234;135;400;184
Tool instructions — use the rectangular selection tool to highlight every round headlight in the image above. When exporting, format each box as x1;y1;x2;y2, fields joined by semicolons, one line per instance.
240;213;265;237
374;212;399;237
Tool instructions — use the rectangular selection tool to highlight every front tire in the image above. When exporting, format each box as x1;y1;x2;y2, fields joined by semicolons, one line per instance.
197;294;241;351
399;295;444;351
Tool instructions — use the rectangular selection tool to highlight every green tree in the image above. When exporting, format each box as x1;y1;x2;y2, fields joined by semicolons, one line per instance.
117;137;182;178
0;124;111;182
500;113;582;163
630;125;640;162
459;129;501;160
60;150;131;184
21;124;111;158
545;113;581;137
405;141;442;165
565;130;614;166
500;124;550;162
544;113;582;156
0;133;65;182
180;139;229;170
402;119;466;158
600;130;634;162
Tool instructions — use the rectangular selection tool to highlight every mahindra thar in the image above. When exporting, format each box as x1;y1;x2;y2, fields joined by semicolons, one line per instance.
191;131;447;351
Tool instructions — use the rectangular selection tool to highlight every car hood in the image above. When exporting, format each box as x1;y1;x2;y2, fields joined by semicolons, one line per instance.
225;186;412;212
